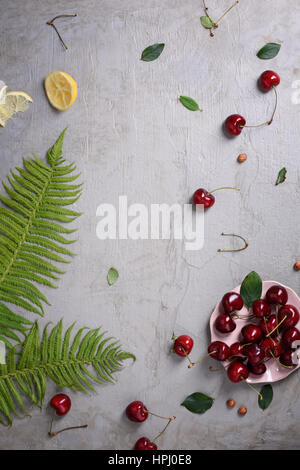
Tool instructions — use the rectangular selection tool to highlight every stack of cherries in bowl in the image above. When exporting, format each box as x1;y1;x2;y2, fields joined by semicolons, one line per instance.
209;284;300;384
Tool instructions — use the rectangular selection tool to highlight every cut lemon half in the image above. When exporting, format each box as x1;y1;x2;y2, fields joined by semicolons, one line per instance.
0;91;33;127
44;71;77;111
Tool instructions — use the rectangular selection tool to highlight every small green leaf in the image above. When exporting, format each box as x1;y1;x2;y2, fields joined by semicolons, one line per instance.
240;271;262;308
181;392;214;414
141;43;165;62
275;167;287;185
257;43;281;60
107;267;119;286
200;16;214;29
179;96;202;112
259;384;273;410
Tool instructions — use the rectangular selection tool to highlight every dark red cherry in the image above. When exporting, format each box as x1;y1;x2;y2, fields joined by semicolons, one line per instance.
224;114;246;136
215;314;236;333
134;437;157;450
248;362;267;375
227;361;249;383
222;292;243;314
229;342;245;358
245;343;265;365
278;305;300;329
208;341;230;361
252;299;271;318
126;401;148;422
259;70;280;91
261;338;282;358
282;327;300;348
259;314;279;336
279;349;297;367
241;324;263;343
193;188;215;210
50;393;71;416
173;335;194;357
266;285;288;305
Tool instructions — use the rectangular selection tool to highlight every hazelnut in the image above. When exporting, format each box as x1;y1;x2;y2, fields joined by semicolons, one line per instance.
238;406;247;416
294;261;300;271
226;399;236;408
237;153;247;163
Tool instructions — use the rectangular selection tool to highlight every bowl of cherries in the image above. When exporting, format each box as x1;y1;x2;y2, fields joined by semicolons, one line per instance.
209;272;300;384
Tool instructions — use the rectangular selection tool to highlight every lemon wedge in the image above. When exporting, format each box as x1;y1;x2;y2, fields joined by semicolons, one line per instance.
44;71;77;111
0;91;33;127
0;81;7;105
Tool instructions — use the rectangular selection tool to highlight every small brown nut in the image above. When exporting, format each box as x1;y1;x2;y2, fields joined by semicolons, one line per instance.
226;399;236;408
294;261;300;271
238;406;247;416
237;153;247;163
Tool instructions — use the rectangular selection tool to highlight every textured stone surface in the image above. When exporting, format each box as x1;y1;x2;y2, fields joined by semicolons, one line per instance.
0;0;300;450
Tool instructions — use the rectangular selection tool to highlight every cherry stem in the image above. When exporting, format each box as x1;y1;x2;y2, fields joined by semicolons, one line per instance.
240;86;278;129
209;365;222;372
203;0;239;28
217;232;248;253
265;314;287;338
188;350;217;368
49;424;88;437
144;409;175;421
215;1;239;25
270;351;294;369
207;187;240;195
241;377;262;400
202;0;216;26
150;416;176;444
47;14;78;50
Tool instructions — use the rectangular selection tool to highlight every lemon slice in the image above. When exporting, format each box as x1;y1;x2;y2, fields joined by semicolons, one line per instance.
0;81;7;105
44;71;77;111
0;91;33;127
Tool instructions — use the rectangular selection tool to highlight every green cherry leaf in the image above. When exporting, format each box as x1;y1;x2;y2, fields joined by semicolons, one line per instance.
179;95;202;111
275;167;287;185
141;43;165;62
200;16;214;29
257;43;281;60
259;384;273;410
107;267;119;286
240;271;262;308
181;392;214;414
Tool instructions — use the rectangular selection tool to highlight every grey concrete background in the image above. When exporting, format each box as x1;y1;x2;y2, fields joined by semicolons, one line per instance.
0;0;300;450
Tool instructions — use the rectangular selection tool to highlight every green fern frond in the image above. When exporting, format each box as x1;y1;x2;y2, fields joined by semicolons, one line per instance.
0;321;135;425
0;130;82;344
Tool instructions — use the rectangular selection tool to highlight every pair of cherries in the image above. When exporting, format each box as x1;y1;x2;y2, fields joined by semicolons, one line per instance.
225;70;280;136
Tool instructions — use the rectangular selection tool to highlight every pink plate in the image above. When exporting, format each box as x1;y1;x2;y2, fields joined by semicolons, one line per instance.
210;280;300;383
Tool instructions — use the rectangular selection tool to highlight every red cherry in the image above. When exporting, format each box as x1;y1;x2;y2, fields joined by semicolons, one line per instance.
173;335;194;357
282;327;300;348
134;437;157;450
259;70;280;91
241;324;263;343
248;362;267;375
266;285;288;305
261;338;282;358
50;394;71;416
224;114;246;136
259;314;279;336
208;341;230;361
227;361;249;383
215;314;236;333
222;292;243;313
278;305;300;329
280;349;297;367
245;343;265;365
252;299;271;318
126;401;148;422
229;341;245;358
193;188;215;210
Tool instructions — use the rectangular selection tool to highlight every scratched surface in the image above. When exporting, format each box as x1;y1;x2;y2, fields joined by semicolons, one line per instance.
0;0;300;450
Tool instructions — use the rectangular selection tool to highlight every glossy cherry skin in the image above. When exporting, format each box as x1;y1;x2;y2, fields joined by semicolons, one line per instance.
248;362;267;375
266;285;288;305
261;338;282;358
173;335;194;357
134;437;157;450
259;70;280;91
278;305;300;329
50;393;71;416
245;343;265;365
193;188;215;210
227;361;249;383
280;349;297;367
126;401;148;422
224;114;246;136
252;299;271;318
259;314;279;336
208;341;230;361
282;327;300;348
222;292;243;314
215;314;236;333
229;342;245;358
241;324;263;343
